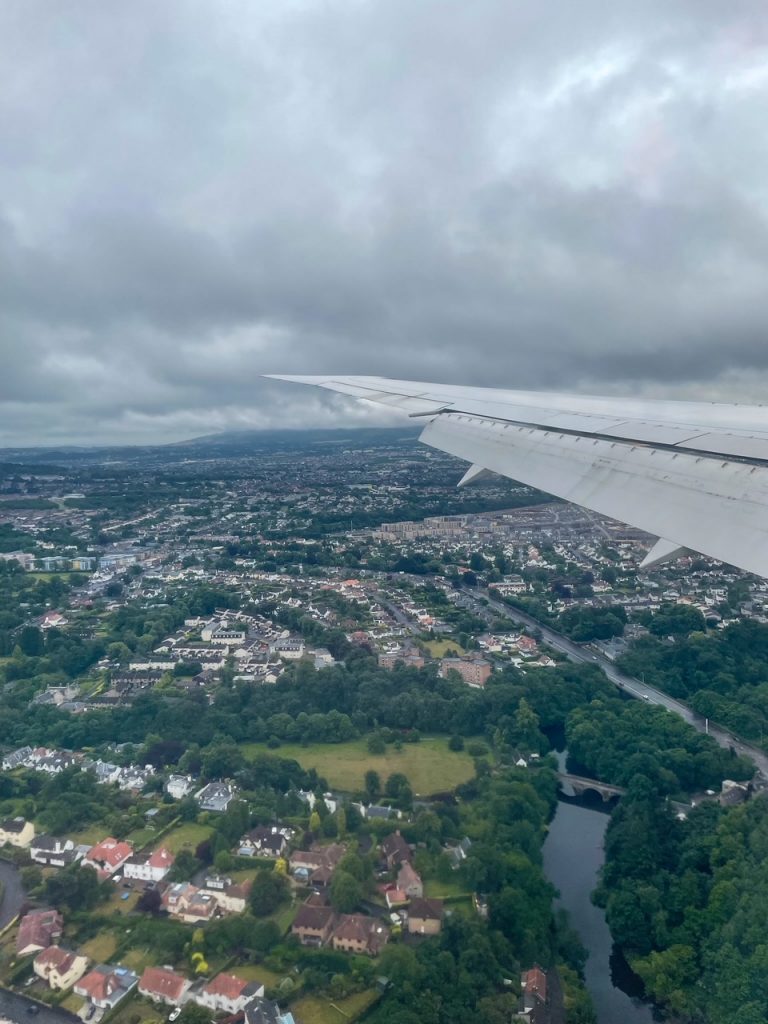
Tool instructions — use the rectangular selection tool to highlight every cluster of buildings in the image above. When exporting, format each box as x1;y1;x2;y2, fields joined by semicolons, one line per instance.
16;906;294;1024
1;746;156;790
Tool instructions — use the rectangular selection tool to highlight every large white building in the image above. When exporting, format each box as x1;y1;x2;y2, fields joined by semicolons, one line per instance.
123;847;175;883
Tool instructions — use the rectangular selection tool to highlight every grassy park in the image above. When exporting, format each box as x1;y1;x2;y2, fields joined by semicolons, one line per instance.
242;735;475;795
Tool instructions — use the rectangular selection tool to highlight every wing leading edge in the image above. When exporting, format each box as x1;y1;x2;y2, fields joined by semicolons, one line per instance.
266;375;768;578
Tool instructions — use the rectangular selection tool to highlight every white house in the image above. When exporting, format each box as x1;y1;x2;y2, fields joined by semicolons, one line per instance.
194;973;264;1015
0;817;35;848
123;847;175;883
166;774;195;800
30;835;79;868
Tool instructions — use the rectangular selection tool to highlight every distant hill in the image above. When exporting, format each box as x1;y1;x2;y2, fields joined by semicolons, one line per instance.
0;425;421;468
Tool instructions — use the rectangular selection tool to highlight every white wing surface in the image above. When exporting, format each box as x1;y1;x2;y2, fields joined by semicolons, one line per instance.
266;375;768;577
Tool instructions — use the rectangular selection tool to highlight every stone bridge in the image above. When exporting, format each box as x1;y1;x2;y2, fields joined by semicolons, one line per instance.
557;772;626;802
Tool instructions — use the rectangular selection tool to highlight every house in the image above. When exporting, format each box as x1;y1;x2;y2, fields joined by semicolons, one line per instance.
2;746;33;770
195;781;236;812
74;965;139;1009
17;909;64;956
162;882;217;923
384;888;408;909
138;966;191;1006
202;877;252;914
519;965;548;1022
291;904;337;947
30;835;79;868
289;842;346;885
41;611;68;629
269;639;305;660
82;837;133;878
244;997;295;1024
123;846;175;883
33;947;90;990
237;825;292;859
407;897;444;936
195;973;265;1014
166;774;195;799
444;836;472;870
331;914;389;956
0;816;35;848
361;804;401;821
380;831;412;869
396;862;423;899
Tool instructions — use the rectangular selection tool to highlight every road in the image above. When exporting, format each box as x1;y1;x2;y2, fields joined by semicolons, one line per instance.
0;988;79;1024
0;861;24;929
459;589;768;779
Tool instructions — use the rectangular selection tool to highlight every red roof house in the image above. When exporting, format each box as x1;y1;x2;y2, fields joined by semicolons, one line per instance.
138;966;191;1006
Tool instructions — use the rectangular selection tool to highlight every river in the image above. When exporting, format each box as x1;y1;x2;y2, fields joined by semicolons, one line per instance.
543;748;656;1024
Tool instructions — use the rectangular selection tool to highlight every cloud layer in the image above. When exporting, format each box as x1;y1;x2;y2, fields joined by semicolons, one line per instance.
2;1;768;444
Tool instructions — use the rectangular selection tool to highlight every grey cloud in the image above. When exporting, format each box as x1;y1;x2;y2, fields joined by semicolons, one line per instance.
2;0;768;444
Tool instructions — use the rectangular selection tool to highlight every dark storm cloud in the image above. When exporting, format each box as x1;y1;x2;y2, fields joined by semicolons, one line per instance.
2;0;768;443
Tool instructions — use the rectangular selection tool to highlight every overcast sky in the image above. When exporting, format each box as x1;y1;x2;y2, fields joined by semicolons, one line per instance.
2;1;768;445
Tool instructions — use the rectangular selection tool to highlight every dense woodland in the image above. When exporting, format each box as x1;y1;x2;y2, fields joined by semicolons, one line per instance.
618;619;768;747
596;787;768;1023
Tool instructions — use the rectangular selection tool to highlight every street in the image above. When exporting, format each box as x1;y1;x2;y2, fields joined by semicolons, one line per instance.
459;589;768;780
0;988;79;1024
0;861;24;930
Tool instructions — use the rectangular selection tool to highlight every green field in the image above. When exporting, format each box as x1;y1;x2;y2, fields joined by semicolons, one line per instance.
60;993;86;1014
422;639;467;657
424;878;470;899
242;736;475;795
80;932;119;961
290;989;380;1024
69;825;110;846
233;963;285;989
162;822;213;854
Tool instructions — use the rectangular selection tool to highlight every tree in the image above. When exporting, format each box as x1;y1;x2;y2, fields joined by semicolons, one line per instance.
179;1004;212;1024
330;869;363;913
137;888;162;914
19;625;44;657
249;869;289;916
512;698;542;751
169;849;201;881
364;770;381;799
214;850;235;873
367;734;386;755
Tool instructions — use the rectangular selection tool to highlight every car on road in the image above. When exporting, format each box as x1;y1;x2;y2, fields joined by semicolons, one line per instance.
27;1005;39;1015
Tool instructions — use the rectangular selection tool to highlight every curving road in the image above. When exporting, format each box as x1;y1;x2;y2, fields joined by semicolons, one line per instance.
459;589;768;780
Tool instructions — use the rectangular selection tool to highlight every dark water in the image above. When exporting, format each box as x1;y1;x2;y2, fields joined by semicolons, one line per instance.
543;744;655;1023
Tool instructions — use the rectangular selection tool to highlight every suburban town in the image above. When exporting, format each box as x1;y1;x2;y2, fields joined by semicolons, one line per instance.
0;428;766;1024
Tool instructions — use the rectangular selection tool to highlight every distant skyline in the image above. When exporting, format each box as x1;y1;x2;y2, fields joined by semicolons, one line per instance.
2;2;768;445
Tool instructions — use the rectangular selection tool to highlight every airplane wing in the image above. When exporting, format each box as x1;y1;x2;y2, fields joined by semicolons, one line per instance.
266;374;768;577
